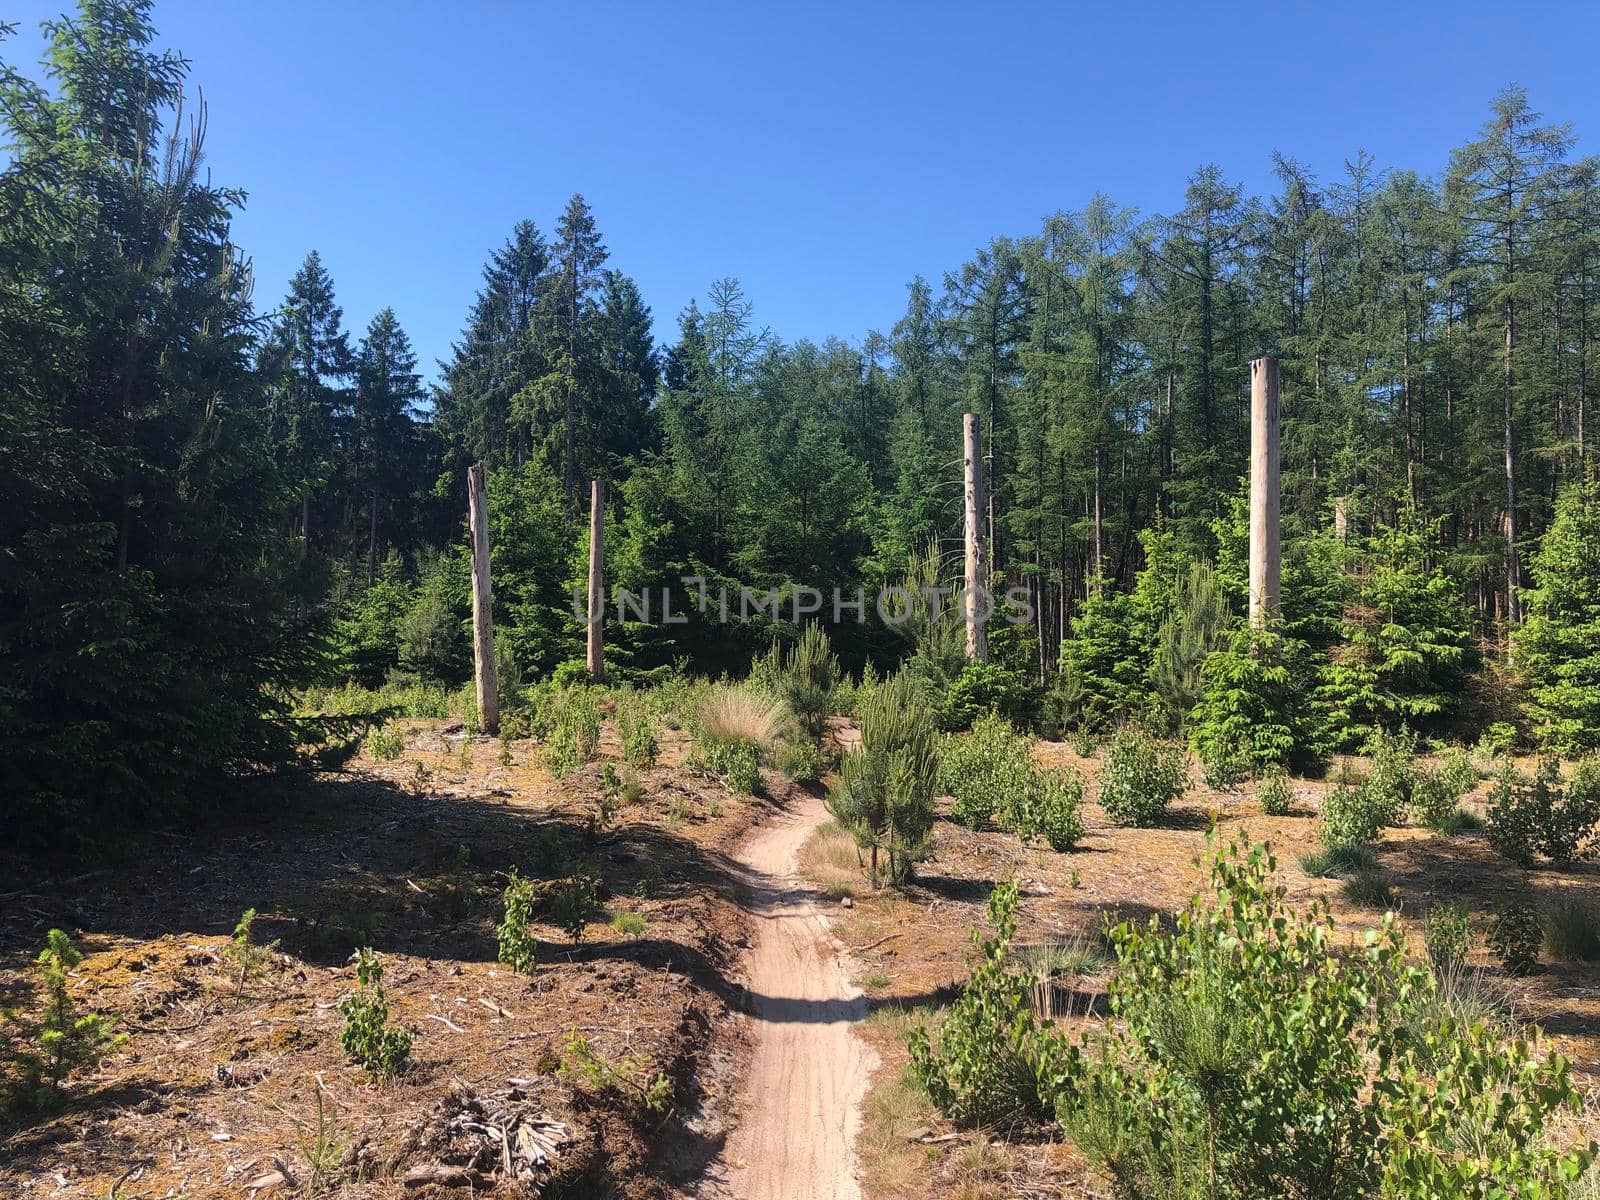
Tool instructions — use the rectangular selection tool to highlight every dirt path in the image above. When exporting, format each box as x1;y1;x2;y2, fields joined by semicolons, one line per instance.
710;792;876;1200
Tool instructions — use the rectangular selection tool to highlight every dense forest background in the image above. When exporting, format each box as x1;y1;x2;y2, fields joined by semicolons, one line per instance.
5;1;1600;844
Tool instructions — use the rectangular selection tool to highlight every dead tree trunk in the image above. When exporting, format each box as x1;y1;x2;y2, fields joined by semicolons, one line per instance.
468;462;499;735
1249;357;1281;630
586;479;605;682
963;411;989;662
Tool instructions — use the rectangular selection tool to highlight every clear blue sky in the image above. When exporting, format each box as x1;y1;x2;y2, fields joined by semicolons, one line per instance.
6;2;1598;385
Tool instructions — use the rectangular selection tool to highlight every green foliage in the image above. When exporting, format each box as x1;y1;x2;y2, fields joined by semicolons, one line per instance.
704;736;761;794
1058;585;1144;731
1319;778;1384;849
1257;764;1292;816
1409;765;1461;830
1422;903;1472;973
610;911;647;939
551;867;603;943
938;713;1034;830
1515;482;1600;754
365;723;405;761
1541;899;1600;963
336;949;412;1077
828;672;940;886
1096;728;1186;827
938;660;1036;732
1341;868;1397;909
1363;726;1419;827
1037;769;1086;852
1487;759;1600;866
766;623;840;740
539;686;602;779
776;739;828;784
617;700;659;768
1188;628;1318;779
496;873;539;975
557;1031;671;1116
1062;837;1592;1200
224;909;279;993
1151;560;1231;727
1299;842;1379;878
4;930;125;1112
1488;902;1542;976
908;881;1077;1127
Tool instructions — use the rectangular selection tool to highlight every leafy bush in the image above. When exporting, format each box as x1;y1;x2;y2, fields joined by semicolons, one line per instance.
337;949;412;1077
1061;837;1592;1199
558;1031;671;1116
1440;747;1479;798
551;868;603;943
1188;628;1319;777
1258;764;1292;816
617;701;659;769
1488;902;1542;976
776;739;828;784
540;687;601;779
497;873;538;975
1363;726;1418;827
1036;769;1085;852
1487;759;1600;866
908;881;1076;1127
1319;779;1383;849
3;930;125;1112
704;736;761;794
828;671;940;886
939;713;1035;830
1096;728;1186;827
1408;765;1460;830
1422;903;1472;973
765;623;840;740
365;723;405;761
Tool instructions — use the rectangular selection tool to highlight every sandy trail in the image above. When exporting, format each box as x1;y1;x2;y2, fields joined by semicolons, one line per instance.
711;792;876;1200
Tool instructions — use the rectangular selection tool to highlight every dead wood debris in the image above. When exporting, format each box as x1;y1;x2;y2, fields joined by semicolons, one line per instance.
398;1081;570;1191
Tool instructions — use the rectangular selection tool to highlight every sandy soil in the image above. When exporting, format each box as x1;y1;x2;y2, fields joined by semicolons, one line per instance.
708;793;876;1200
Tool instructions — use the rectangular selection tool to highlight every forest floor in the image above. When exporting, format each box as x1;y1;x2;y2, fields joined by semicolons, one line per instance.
0;718;811;1199
802;743;1600;1200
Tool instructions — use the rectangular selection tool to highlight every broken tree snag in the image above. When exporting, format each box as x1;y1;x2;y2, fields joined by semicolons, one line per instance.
963;410;989;662
1334;495;1349;542
1248;356;1282;629
467;461;499;735
586;478;604;682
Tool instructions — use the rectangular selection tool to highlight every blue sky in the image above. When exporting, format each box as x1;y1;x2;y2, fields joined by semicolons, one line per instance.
5;2;1598;385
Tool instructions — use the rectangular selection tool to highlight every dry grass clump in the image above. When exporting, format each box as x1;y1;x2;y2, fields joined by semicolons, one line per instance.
800;819;864;899
698;684;787;749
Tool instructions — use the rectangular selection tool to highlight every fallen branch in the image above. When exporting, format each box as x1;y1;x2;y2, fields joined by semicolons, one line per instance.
426;1014;466;1033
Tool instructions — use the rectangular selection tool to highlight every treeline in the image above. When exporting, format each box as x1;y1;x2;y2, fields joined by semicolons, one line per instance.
5;1;1600;844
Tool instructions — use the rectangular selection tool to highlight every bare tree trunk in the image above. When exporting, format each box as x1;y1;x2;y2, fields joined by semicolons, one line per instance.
367;488;380;586
468;462;499;735
586;479;605;682
1249;358;1282;629
963;412;988;662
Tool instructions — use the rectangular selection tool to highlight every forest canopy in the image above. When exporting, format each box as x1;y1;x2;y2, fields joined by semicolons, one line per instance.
4;0;1600;844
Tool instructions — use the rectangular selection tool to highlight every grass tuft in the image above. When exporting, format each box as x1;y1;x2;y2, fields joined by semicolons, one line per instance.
1299;843;1379;878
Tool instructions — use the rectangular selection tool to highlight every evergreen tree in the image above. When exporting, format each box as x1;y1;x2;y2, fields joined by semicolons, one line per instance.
1514;480;1600;752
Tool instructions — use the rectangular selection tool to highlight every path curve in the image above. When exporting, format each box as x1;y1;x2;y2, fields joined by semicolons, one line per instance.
713;792;876;1200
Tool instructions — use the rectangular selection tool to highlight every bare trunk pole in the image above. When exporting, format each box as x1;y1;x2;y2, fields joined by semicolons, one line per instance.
963;411;989;662
586;479;605;681
1333;496;1348;542
467;462;499;734
1248;357;1281;629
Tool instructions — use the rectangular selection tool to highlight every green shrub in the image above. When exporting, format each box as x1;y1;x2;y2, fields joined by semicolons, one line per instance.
617;702;659;769
552;868;603;943
1422;903;1472;973
776;739;828;784
767;623;840;740
938;713;1036;830
1541;899;1600;962
1408;765;1461;830
1440;747;1479;798
704;736;761;794
1061;837;1591;1199
3;930;125;1112
1363;727;1418;827
496;873;538;975
1319;779;1382;849
907;881;1077;1126
1096;728;1186;827
557;1031;671;1116
1487;759;1600;866
1488;902;1542;976
1257;765;1292;816
366;723;405;761
939;660;1036;732
539;687;602;779
610;911;647;939
1037;769;1085;852
1188;628;1316;777
551;659;592;688
336;949;412;1077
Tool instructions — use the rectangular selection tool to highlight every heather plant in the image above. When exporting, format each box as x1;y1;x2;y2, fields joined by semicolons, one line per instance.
1096;727;1186;827
336;949;412;1078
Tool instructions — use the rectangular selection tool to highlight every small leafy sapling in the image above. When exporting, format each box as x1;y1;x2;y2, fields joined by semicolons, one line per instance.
557;1031;672;1115
4;929;125;1111
552;868;603;943
497;872;539;975
224;908;280;994
336;949;412;1077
